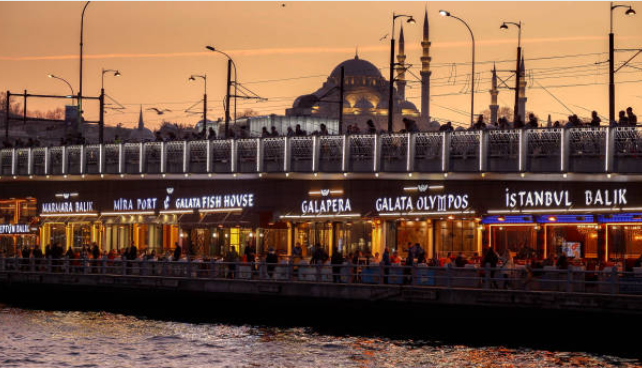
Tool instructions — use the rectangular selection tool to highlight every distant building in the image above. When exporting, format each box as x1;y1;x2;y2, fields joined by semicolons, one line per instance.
286;9;433;133
127;105;155;142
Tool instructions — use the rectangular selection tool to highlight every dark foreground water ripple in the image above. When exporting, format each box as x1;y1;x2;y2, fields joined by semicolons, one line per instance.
0;305;640;368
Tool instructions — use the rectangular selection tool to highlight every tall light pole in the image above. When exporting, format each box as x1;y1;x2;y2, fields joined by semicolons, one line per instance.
100;69;120;144
609;2;636;125
500;21;522;124
101;69;120;91
48;74;75;96
205;46;237;139
440;10;476;126
189;74;208;137
388;13;415;133
78;1;91;134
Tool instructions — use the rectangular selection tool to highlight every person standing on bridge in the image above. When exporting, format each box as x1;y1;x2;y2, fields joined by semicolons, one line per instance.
173;242;181;261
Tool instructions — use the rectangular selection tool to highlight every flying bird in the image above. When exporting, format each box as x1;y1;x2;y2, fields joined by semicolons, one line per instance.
379;34;389;41
146;108;172;115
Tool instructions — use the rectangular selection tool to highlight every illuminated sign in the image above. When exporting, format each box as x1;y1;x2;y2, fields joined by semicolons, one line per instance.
0;224;31;234
505;188;627;209
376;194;469;212
41;201;94;214
301;198;352;215
174;194;254;210
113;198;159;211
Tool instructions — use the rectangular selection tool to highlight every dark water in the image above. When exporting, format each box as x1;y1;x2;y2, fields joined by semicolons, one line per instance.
0;305;640;368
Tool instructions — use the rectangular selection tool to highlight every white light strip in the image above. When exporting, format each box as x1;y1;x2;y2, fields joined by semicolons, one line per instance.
379;210;475;217
101;211;156;216
488;207;626;214
478;130;483;171
55;193;79;198
518;129;523;171
605;127;610;172
280;213;361;219
308;190;344;196
403;185;445;192
40;213;98;217
198;207;243;214
159;210;195;215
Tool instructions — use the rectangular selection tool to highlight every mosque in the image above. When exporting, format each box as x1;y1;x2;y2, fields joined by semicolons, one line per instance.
286;10;434;132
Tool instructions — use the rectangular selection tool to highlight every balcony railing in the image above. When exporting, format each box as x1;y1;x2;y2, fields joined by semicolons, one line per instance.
2;127;641;177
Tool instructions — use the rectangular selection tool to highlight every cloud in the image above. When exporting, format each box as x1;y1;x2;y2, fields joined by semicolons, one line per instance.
0;35;638;61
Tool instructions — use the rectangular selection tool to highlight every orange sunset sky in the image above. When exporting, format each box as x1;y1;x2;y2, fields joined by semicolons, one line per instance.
1;1;641;129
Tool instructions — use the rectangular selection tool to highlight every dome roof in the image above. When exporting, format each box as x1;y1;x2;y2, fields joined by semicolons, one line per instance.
293;94;319;109
330;55;382;79
400;100;417;110
354;98;374;109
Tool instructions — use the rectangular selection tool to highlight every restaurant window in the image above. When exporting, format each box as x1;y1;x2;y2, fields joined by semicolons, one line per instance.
489;225;539;260
48;224;67;248
335;221;372;256
262;228;288;257
295;222;332;256
435;219;478;258
19;201;37;223
0;201;16;224
386;220;430;258
608;225;642;261
545;224;598;260
72;223;92;248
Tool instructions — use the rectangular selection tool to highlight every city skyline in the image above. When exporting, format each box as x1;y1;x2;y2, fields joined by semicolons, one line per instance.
1;1;641;129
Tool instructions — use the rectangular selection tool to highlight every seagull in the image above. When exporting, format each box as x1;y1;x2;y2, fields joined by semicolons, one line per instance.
146;108;172;115
379;34;389;41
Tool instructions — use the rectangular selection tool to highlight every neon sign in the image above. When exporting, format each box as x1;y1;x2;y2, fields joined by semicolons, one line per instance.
0;224;31;234
376;194;469;212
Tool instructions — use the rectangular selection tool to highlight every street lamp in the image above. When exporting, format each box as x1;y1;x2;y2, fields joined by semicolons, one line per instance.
78;1;91;133
609;2;636;124
101;69;120;90
99;68;120;144
388;13;415;133
189;74;208;137
500;21;522;124
47;74;74;97
440;10;476;126
205;46;238;139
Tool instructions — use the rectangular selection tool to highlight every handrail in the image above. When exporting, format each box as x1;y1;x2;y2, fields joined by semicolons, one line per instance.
1;256;641;297
2;127;642;177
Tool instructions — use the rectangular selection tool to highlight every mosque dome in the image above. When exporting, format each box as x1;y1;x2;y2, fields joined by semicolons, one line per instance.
400;100;417;110
293;94;320;109
330;55;382;79
354;98;374;109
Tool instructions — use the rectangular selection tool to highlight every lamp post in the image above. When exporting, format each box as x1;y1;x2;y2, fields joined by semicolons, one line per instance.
189;74;208;137
99;69;120;144
205;46;237;139
440;10;476;126
78;1;91;134
500;21;522;124
388;13;415;133
48;74;75;96
101;69;120;91
609;2;636;124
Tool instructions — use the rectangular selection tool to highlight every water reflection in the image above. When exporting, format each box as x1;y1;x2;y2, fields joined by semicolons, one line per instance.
0;306;639;368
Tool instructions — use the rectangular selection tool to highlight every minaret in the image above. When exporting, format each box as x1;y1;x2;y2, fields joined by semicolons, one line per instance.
517;55;527;121
490;63;499;125
420;8;432;121
395;25;407;101
138;105;144;130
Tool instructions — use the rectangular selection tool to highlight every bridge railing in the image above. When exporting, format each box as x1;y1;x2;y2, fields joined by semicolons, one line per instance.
1;127;638;177
1;256;640;296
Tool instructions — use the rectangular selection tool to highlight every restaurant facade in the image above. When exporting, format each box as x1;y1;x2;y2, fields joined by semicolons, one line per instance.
2;178;642;263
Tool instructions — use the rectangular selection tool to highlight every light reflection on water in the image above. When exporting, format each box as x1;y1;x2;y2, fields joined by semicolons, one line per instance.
0;306;639;368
